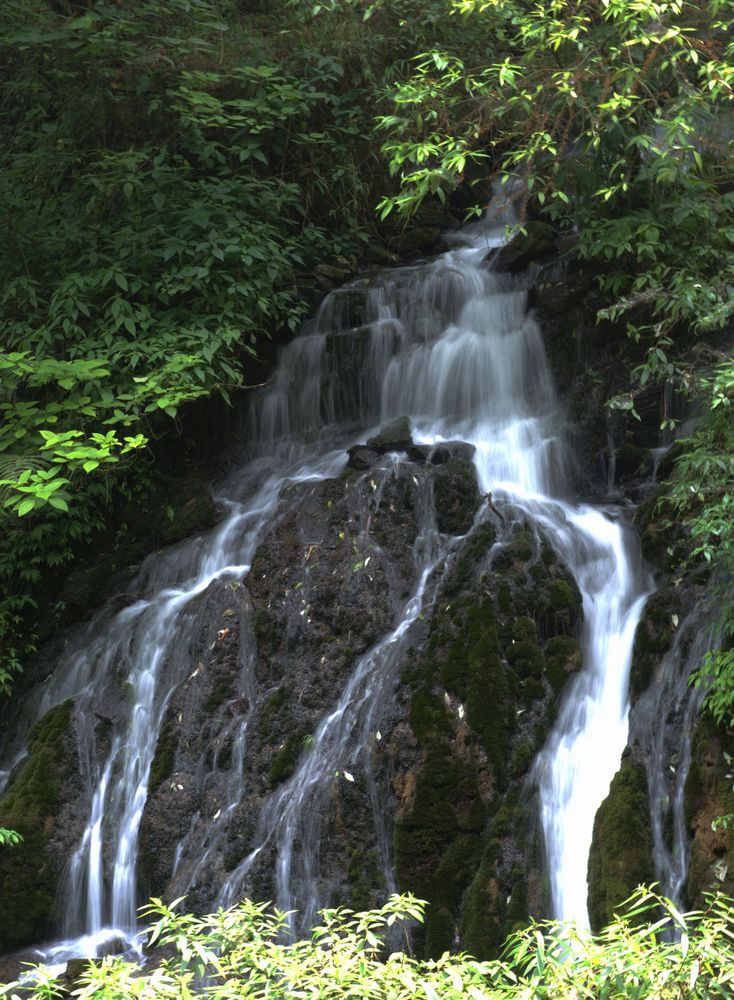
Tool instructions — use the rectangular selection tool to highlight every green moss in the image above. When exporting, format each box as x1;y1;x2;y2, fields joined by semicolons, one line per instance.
434;834;480;907
149;721;176;794
492;803;517;837
511;741;533;776
0;701;73;950
461;839;504;959
512;617;537;641
424;906;455;957
497;583;512;614
204;673;237;714
546;578;580;615
629;591;677;699
587;756;654;931
541;543;557;566
346;848;381;912
505;873;529;931
260;684;289;719
409;685;451;742
268;731;307;787
445;522;496;594
395;726;485;956
505;639;544;678
545;635;580;693
467;653;511;783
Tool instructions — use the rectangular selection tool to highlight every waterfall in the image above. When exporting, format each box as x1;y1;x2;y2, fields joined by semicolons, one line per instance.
2;206;660;961
631;611;717;905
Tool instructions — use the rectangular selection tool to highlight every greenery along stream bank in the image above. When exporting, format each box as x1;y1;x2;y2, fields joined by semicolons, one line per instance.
3;892;734;999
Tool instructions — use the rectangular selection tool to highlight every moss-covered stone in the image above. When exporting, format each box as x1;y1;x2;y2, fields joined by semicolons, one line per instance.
546;578;581;618
506;639;544;678
683;712;734;906
346;848;381;912
629;590;679;699
424;905;455;957
461;839;505;958
545;635;581;693
587;756;654;931
432;460;480;536
492;530;533;573
148;721;176;794
505;871;530;932
445;521;497;595
268;732;308;787
204;672;237;714
394;495;585;959
0;701;74;950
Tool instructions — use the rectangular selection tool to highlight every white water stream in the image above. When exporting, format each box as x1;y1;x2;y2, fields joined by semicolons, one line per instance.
2;201;657;967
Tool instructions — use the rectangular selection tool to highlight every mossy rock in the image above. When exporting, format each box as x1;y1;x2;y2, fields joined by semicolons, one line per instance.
635;492;689;573
432;460;480;536
684;712;734;906
492;530;533;573
346;848;381;912
445;521;497;595
268;731;308;787
629;590;679;699
149;721;176;794
546;578;581;616
424;906;455;957
493;221;556;273
545;635;581;693
505;872;530;931
461;839;505;958
204;671;237;714
587;756;654;931
0;701;74;950
505;639;544;679
409;685;451;742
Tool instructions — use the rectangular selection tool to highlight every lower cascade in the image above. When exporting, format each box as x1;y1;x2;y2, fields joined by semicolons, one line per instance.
4;211;681;966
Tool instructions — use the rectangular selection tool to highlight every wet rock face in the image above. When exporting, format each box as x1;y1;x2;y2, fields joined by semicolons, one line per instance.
684;713;734;906
0;701;85;950
135;447;585;952
390;519;583;958
140;456;477;914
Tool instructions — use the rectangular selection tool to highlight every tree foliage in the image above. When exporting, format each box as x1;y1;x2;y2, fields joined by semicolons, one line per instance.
0;0;423;690
4;890;734;999
380;0;734;348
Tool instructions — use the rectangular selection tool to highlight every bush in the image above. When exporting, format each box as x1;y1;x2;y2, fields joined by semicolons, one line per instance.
5;889;734;999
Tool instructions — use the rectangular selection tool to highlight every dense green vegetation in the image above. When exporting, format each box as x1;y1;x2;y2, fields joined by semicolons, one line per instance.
4;891;734;998
0;0;440;692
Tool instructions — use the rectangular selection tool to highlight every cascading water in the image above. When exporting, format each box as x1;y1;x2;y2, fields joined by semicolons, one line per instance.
2;202;664;964
631;610;717;906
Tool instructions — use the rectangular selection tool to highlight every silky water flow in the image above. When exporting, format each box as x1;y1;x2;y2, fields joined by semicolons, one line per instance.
2;210;659;969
